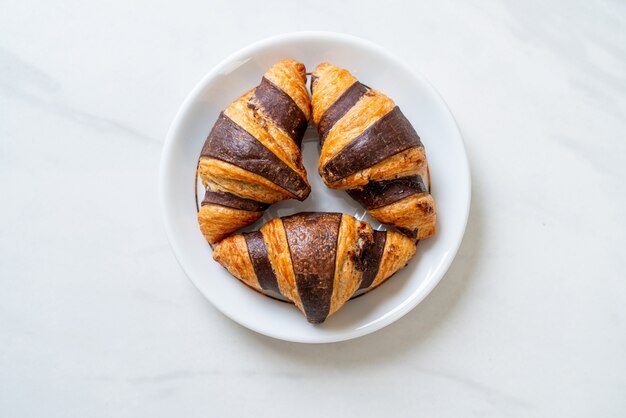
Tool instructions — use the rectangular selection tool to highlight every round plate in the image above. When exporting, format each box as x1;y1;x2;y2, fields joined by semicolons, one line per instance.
160;32;471;343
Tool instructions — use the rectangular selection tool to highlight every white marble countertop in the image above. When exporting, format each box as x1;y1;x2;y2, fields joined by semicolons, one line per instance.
1;1;625;416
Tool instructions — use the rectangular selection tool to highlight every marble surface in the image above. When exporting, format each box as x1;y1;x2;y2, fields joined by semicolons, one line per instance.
1;1;625;416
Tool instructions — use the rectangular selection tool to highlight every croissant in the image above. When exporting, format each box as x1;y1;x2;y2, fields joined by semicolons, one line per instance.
213;212;416;323
197;59;312;245
310;63;437;240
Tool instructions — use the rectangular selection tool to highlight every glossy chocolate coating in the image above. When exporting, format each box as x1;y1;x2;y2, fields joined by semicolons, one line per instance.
322;107;423;182
346;175;427;210
317;82;369;145
359;230;386;289
202;189;269;212
282;212;342;324
251;77;308;147
244;232;280;293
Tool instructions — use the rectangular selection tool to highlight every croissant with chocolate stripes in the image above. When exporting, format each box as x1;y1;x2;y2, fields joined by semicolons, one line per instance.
213;212;416;323
311;63;437;240
197;59;311;245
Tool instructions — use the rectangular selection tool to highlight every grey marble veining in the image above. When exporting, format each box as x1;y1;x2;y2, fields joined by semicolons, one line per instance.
1;1;625;417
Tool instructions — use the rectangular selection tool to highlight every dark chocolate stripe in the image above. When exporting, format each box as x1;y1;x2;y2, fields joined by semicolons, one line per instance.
244;232;280;293
201;113;308;197
346;175;427;210
252;77;308;147
201;189;269;212
322;106;423;182
398;227;417;239
282;212;342;324
359;231;386;290
317;82;369;145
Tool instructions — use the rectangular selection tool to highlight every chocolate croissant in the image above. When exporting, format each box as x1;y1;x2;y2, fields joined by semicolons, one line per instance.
213;212;416;323
311;63;437;240
197;59;312;245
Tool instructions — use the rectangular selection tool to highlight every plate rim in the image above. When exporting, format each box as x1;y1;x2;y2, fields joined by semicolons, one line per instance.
159;31;471;343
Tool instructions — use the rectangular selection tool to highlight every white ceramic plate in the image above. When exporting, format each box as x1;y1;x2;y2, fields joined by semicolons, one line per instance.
160;32;470;343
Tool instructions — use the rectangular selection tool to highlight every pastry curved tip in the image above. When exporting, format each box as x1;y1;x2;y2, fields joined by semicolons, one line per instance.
351;228;417;297
368;193;437;241
198;204;264;246
389;231;417;263
267;58;307;81
212;234;261;291
296;186;312;201
212;235;235;263
312;62;335;75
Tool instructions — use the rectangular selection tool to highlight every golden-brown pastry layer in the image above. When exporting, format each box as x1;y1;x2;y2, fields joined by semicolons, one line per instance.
311;63;359;125
199;158;293;203
368;193;437;241
259;218;304;312
370;230;417;289
318;89;396;170
198;204;264;245
264;59;311;121
326;147;427;189
328;215;370;317
225;90;304;176
212;234;259;289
